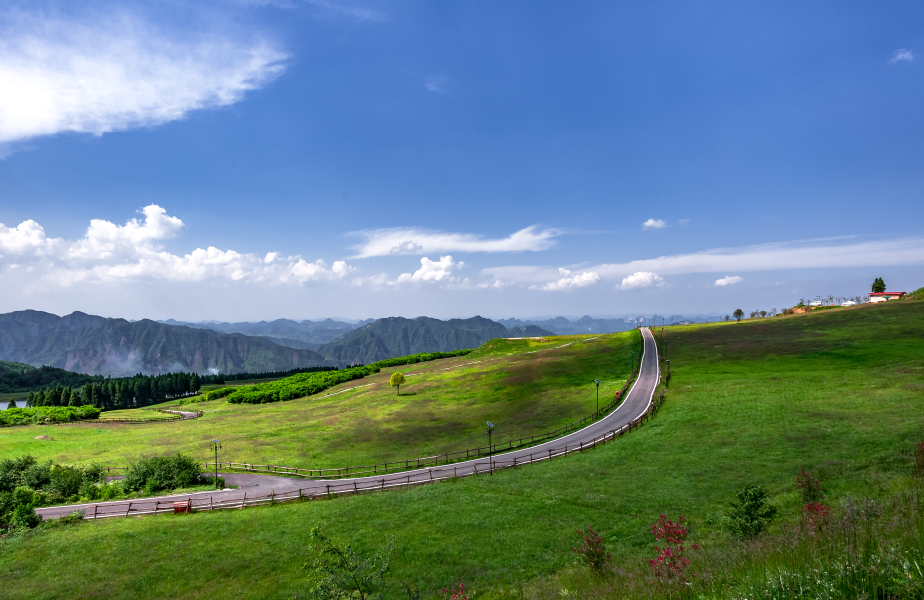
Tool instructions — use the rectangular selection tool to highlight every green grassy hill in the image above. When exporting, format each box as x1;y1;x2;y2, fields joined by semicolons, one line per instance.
0;334;633;470
1;302;923;599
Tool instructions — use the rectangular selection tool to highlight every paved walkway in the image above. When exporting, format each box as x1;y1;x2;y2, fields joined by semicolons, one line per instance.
37;328;660;520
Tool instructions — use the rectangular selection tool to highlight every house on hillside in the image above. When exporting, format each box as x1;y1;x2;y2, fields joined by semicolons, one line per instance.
869;292;906;303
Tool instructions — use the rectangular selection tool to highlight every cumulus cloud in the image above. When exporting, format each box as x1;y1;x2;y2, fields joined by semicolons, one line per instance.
715;275;742;286
537;268;600;291
889;49;914;64
619;271;663;289
350;226;560;258
0;205;354;286
397;256;463;283
0;9;286;153
642;218;666;230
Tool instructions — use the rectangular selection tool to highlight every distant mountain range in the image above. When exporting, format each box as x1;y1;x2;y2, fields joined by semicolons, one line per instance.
0;310;718;379
157;318;373;351
0;311;333;377
497;314;722;334
316;317;554;365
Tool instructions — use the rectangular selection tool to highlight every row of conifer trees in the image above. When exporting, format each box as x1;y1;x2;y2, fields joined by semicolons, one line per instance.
23;372;202;411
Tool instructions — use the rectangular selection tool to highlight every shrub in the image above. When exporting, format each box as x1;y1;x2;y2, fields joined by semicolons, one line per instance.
726;483;778;538
303;527;394;600
801;502;830;533
123;454;205;493
915;441;924;478
794;467;824;503
0;405;100;427
441;583;468;600
572;526;611;572
649;515;698;590
204;386;237;401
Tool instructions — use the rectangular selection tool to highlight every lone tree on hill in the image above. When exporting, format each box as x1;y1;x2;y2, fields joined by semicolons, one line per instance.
389;372;406;395
733;309;744;323
872;277;886;293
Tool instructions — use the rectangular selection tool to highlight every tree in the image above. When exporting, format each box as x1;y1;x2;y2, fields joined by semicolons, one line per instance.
389;372;405;395
733;309;744;323
759;310;767;318
726;483;778;538
872;277;886;293
7;397;16;409
724;315;730;322
303;527;394;600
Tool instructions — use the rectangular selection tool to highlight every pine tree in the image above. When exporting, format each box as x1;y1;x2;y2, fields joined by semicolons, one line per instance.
26;392;34;408
871;277;886;293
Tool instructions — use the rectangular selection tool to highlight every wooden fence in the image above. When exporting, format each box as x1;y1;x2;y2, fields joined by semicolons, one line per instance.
76;388;667;521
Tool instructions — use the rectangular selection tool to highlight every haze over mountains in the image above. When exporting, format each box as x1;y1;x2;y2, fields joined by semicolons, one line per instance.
0;310;714;377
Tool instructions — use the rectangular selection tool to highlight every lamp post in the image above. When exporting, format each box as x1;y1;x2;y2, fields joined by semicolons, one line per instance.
486;421;494;475
593;379;600;415
209;439;221;489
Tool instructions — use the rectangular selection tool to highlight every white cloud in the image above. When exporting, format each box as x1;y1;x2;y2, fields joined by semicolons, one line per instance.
642;218;666;230
889;49;914;64
714;275;742;287
350;226;560;258
0;10;286;153
538;268;600;291
0;205;354;286
619;271;663;289
397;256;463;283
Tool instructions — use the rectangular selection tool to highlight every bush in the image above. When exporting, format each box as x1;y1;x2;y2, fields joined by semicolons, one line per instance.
204;386;237;401
123;454;205;493
794;467;824;503
726;483;778;538
0;404;100;427
572;526;611;572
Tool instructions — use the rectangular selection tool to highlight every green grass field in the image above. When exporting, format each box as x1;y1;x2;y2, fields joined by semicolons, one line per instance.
1;301;922;599
0;334;635;471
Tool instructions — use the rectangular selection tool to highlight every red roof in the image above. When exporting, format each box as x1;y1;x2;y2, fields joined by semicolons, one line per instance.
869;292;906;296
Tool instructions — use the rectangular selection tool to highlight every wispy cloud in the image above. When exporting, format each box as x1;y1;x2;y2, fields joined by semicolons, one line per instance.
350;226;561;258
425;76;449;94
305;0;383;21
889;49;914;64
0;9;286;154
714;275;742;287
619;271;663;289
480;237;924;287
0;206;354;286
642;218;666;230
536;268;600;291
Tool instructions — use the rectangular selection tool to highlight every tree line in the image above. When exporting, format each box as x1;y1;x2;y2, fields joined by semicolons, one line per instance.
24;372;203;411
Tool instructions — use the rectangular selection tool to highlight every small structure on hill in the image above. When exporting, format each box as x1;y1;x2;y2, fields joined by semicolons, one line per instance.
869;292;906;303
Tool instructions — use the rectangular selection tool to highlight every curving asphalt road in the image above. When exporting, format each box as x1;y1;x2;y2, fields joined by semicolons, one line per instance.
37;328;660;520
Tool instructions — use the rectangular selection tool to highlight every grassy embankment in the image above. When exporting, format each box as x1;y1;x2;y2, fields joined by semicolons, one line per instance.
0;334;632;471
1;302;923;599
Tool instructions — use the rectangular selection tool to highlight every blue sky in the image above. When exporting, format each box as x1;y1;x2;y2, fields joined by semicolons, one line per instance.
0;0;922;321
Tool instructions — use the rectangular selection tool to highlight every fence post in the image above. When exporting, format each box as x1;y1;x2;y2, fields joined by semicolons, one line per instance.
210;496;213;511
326;485;330;498
241;492;246;509
125;502;132;517
93;504;98;519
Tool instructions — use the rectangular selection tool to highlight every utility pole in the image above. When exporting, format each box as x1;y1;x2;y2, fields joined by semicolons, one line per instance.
209;439;222;489
486;421;494;475
594;379;600;415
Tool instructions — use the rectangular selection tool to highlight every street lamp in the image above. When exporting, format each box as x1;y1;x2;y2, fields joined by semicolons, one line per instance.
593;379;601;415
209;439;222;489
485;421;494;475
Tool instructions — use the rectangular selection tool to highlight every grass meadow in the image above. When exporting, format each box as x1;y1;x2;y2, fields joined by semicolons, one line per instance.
0;334;635;471
1;301;923;599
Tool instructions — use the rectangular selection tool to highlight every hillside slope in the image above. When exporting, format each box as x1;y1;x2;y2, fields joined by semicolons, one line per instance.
317;316;510;365
0;311;331;376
